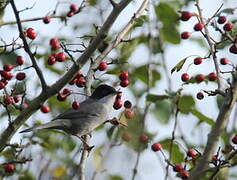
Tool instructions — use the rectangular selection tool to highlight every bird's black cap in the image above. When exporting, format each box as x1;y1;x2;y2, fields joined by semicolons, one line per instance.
91;84;117;99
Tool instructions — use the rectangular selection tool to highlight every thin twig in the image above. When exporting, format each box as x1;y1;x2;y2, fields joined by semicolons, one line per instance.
195;0;222;90
189;72;237;179
10;0;47;91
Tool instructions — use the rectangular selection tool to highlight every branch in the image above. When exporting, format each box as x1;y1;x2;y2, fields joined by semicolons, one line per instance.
0;0;132;152
0;15;65;27
86;0;149;89
195;0;222;89
10;0;48;91
108;0;118;8
189;73;237;179
78;1;149;179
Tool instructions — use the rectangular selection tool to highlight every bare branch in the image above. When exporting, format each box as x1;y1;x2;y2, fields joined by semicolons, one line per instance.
189;73;237;179
108;0;118;8
195;0;222;90
0;15;66;27
10;0;47;91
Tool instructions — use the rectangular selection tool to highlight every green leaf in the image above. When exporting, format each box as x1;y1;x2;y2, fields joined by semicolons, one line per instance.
118;39;139;61
19;171;34;180
109;175;124;180
178;95;195;113
146;94;169;102
190;109;215;125
171;55;194;74
133;65;161;87
133;15;148;28
152;100;172;124
0;52;18;65
88;0;98;6
161;24;180;44
217;8;237;15
155;2;180;44
61;136;76;153
159;138;185;163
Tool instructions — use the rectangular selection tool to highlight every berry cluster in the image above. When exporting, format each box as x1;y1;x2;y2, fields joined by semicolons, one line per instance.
67;4;79;17
119;71;129;87
0;56;28;109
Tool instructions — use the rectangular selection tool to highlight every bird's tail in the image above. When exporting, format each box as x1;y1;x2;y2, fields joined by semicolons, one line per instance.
20;120;70;133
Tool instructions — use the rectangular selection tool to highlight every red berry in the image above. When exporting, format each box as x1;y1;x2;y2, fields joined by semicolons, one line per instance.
98;62;108;71
56;52;66;62
194;23;204;31
232;135;237;144
50;38;60;50
181;73;190;82
181;31;191;39
4;96;13;105
180;11;192;21
229;44;237;54
220;58;229;65
57;93;67;101
2;71;14;80
223;22;233;31
50;38;59;45
151;143;162;152
13;95;21;103
139;135;148;143
62;88;71;95
120;80;129;87
125;109;134;119
75;72;83;78
40;105;50;113
70;4;78;12
69;77;77;85
1;79;8;86
16;72;26;81
196;92;204;100
173;164;184;172
194;57;202;65
72;101;80;109
208;72;218;81
26;28;37;39
187;149;198;158
3;64;14;71
4;164;15;173
180;170;190;179
124;100;132;109
113;99;122;110
16;56;24;65
0;81;5;89
217;16;226;24
43;16;51;24
48;56;56;65
76;77;86;87
67;11;74;17
119;72;129;81
195;74;205;83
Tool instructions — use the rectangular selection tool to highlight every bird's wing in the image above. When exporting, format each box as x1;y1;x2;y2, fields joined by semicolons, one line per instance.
53;99;106;120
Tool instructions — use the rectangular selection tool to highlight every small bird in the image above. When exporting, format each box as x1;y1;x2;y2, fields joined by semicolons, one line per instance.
20;84;118;148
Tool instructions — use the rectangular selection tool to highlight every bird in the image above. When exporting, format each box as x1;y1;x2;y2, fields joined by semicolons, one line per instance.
20;84;118;149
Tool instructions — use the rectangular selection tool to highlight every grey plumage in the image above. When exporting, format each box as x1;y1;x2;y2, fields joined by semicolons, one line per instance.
20;84;117;136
